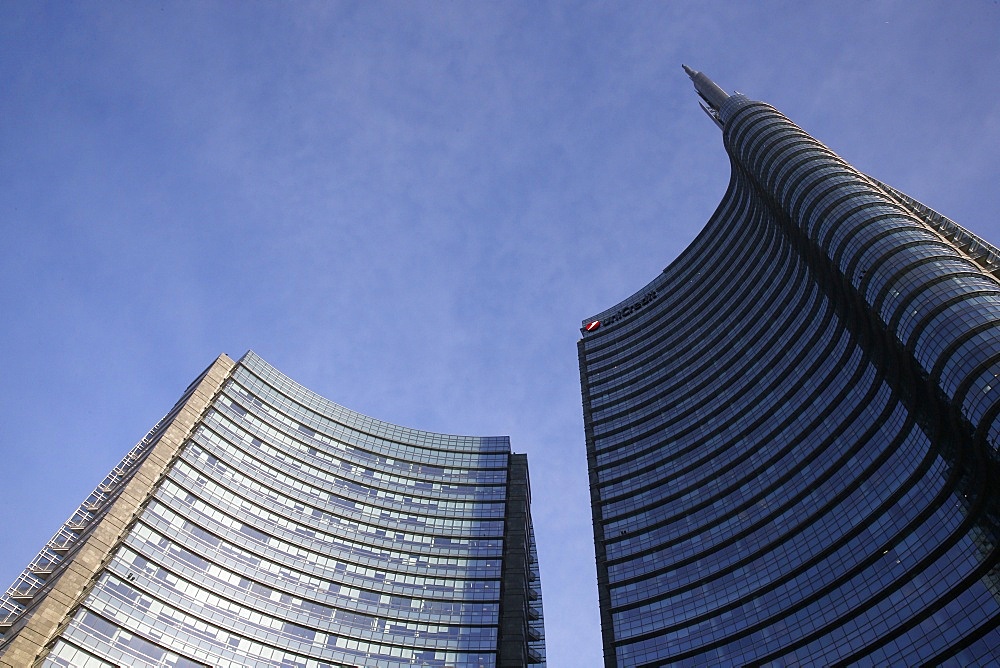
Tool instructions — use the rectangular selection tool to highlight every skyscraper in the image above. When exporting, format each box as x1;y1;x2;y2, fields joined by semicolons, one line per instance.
578;68;1000;666
0;351;545;668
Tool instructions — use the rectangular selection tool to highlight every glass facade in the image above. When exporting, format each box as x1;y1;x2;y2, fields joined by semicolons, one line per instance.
579;71;1000;666
0;352;545;667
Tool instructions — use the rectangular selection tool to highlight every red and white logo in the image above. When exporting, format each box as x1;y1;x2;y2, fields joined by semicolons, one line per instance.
585;320;601;332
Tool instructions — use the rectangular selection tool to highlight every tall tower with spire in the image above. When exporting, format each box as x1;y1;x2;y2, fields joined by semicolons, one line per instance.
578;68;1000;666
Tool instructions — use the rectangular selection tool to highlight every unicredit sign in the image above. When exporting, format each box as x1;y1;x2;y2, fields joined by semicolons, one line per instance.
582;290;659;334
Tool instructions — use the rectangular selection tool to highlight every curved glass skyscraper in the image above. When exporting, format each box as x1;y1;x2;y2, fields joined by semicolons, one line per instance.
578;69;1000;666
0;352;545;668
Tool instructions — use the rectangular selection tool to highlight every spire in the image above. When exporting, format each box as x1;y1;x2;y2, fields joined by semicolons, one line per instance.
682;65;730;111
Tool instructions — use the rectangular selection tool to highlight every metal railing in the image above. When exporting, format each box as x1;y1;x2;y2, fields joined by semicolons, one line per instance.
870;178;1000;276
0;412;171;635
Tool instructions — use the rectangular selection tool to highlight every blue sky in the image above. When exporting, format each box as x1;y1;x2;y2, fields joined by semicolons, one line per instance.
2;2;999;664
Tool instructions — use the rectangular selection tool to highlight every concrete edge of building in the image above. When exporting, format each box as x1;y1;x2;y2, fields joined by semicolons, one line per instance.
0;354;235;668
